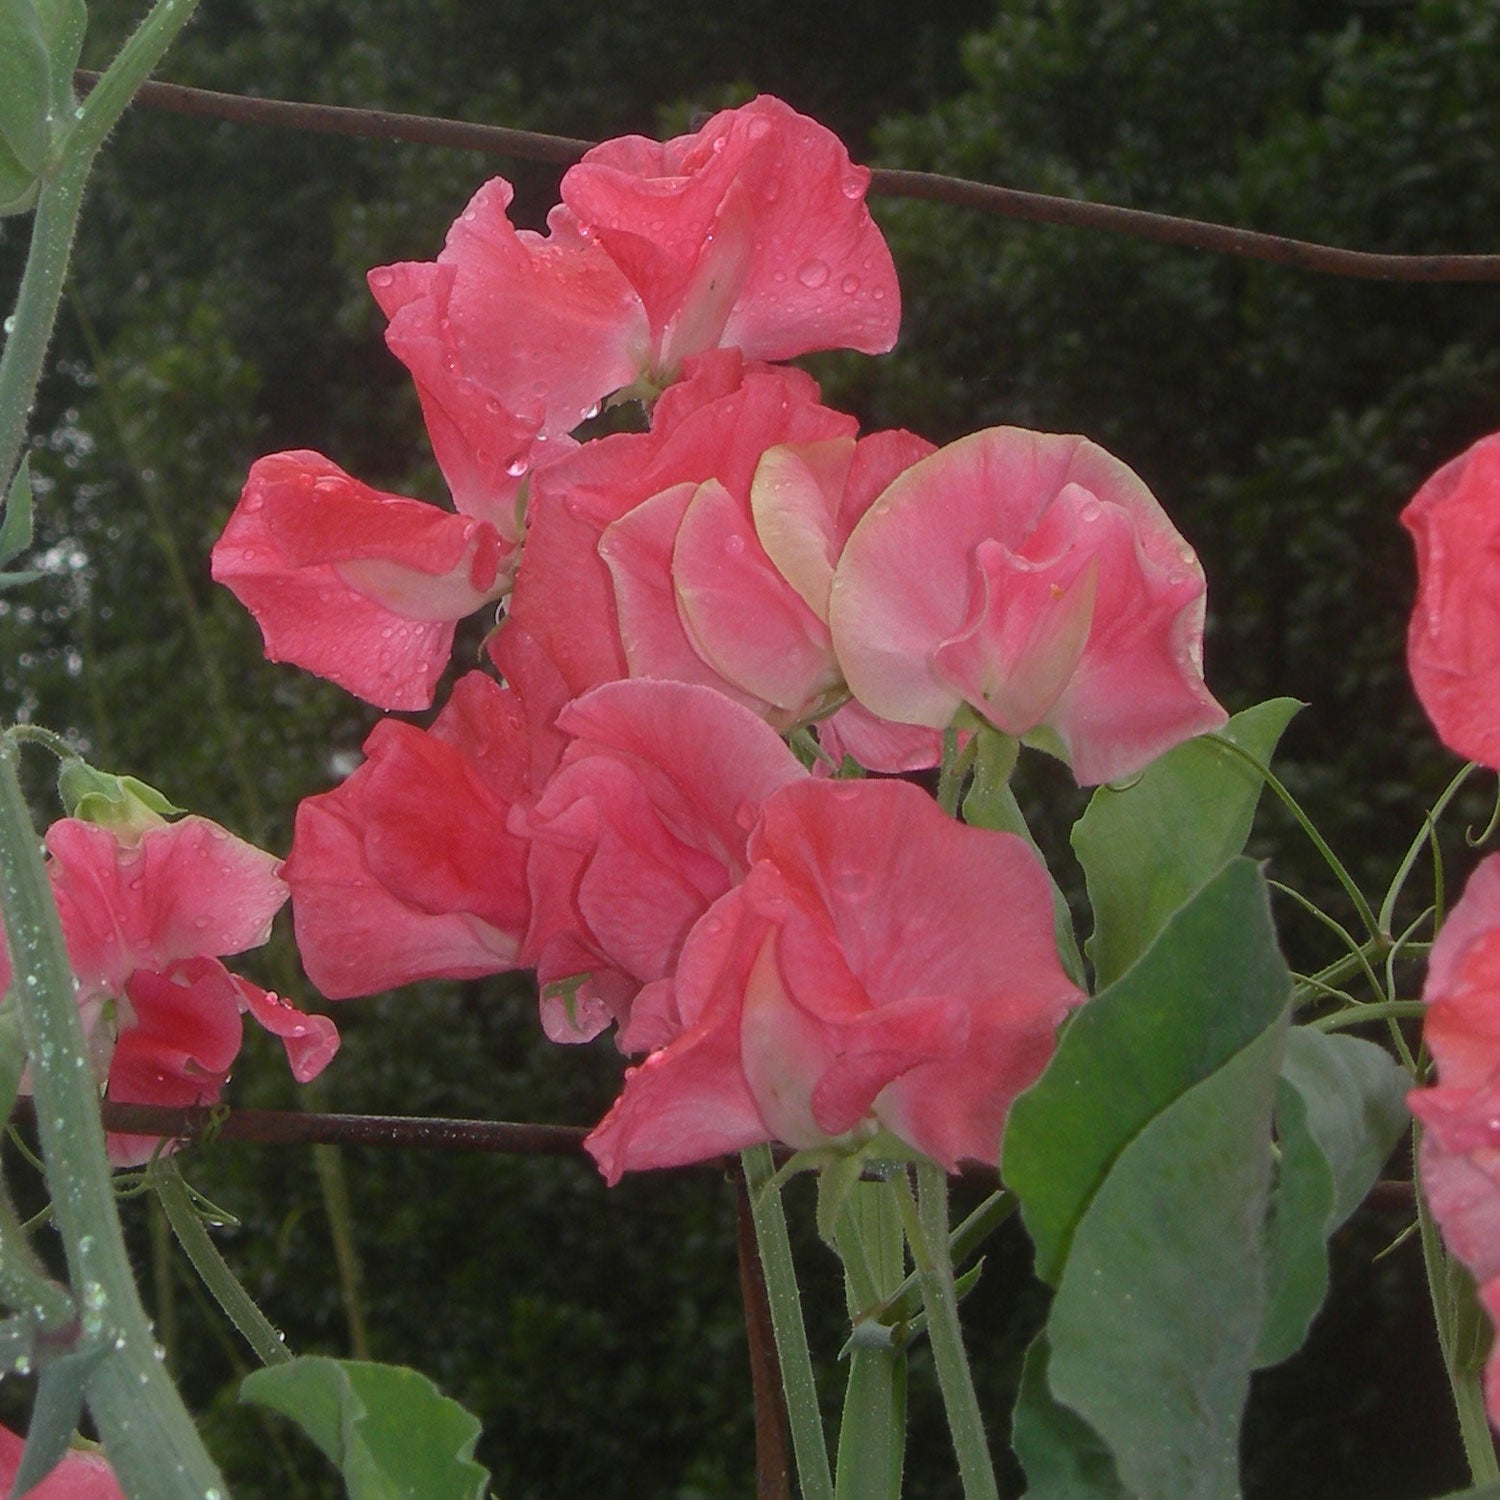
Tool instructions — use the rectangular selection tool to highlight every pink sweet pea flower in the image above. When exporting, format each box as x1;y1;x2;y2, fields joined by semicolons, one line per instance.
0;1425;123;1500
370;98;898;466
585;778;1084;1182
212;450;511;711
518;678;807;1045
1402;431;1500;769
509;350;856;711
1409;853;1500;1429
0;815;336;1167
285;626;570;1002
829;427;1227;786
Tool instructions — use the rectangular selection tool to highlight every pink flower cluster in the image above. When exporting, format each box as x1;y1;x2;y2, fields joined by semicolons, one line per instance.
1402;431;1500;1428
215;97;1231;1178
0;811;337;1166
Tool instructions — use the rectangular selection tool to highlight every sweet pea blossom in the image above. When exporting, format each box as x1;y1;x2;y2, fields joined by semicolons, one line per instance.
586;777;1084;1182
0;1425;123;1500
0;813;337;1166
829;426;1227;785
508;349;856;716
285;624;570;1002
369;96;899;473
518;678;807;1044
1409;854;1500;1429
212;450;512;711
1401;431;1500;769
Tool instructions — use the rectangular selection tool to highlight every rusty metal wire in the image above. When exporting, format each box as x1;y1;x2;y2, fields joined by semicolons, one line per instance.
76;70;1500;283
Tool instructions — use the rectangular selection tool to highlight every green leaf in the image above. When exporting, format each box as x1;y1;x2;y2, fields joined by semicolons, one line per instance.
1043;1018;1287;1500
1004;858;1292;1284
1072;698;1301;989
240;1356;491;1500
0;0;51;176
37;0;86;120
1255;1029;1409;1367
12;1335;110;1500
1010;1335;1126;1500
0;458;35;567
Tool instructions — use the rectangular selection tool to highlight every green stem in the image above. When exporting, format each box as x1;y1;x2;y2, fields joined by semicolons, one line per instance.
834;1181;906;1500
742;1144;834;1500
0;0;203;501
896;1163;999;1500
0;738;226;1496
1415;1125;1500;1484
1310;999;1426;1033
0;1174;73;1329
151;1158;292;1368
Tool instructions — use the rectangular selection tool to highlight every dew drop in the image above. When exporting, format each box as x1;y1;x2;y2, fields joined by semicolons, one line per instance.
840;176;864;199
506;457;530;479
840;274;860;295
369;269;394;289
723;533;746;556
763;177;782;203
2;316;14;336
797;260;830;290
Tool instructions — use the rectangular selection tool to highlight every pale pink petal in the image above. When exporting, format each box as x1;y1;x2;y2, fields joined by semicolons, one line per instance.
212;451;508;710
831;427;1225;785
815;700;944;774
673;478;842;714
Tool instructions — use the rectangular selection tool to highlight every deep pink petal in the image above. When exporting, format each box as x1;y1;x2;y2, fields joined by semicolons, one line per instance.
236;976;340;1083
1402;433;1500;769
46;817;285;996
213;451;508;710
106;960;244;1164
562;96;900;375
584;894;772;1183
372;177;646;445
284;680;534;1000
0;1425;124;1500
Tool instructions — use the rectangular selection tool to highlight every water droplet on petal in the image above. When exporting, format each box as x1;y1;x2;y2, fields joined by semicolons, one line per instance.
840;176;864;199
840;274;860;295
724;534;746;556
797;260;830;290
506;457;530;478
369;269;394;289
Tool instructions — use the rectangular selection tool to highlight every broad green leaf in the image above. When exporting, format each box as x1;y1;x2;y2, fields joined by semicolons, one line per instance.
1256;1029;1409;1366
1004;858;1291;1284
1072;697;1300;988
1281;1026;1409;1226
241;1357;491;1500
1044;1018;1287;1500
1010;1335;1126;1500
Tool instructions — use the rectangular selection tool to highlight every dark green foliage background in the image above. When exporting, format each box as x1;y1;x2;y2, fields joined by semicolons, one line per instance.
2;1;1498;1494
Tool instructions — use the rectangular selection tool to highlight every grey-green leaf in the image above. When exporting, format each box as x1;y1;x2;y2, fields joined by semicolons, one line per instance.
1004;858;1292;1285
1072;697;1300;989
